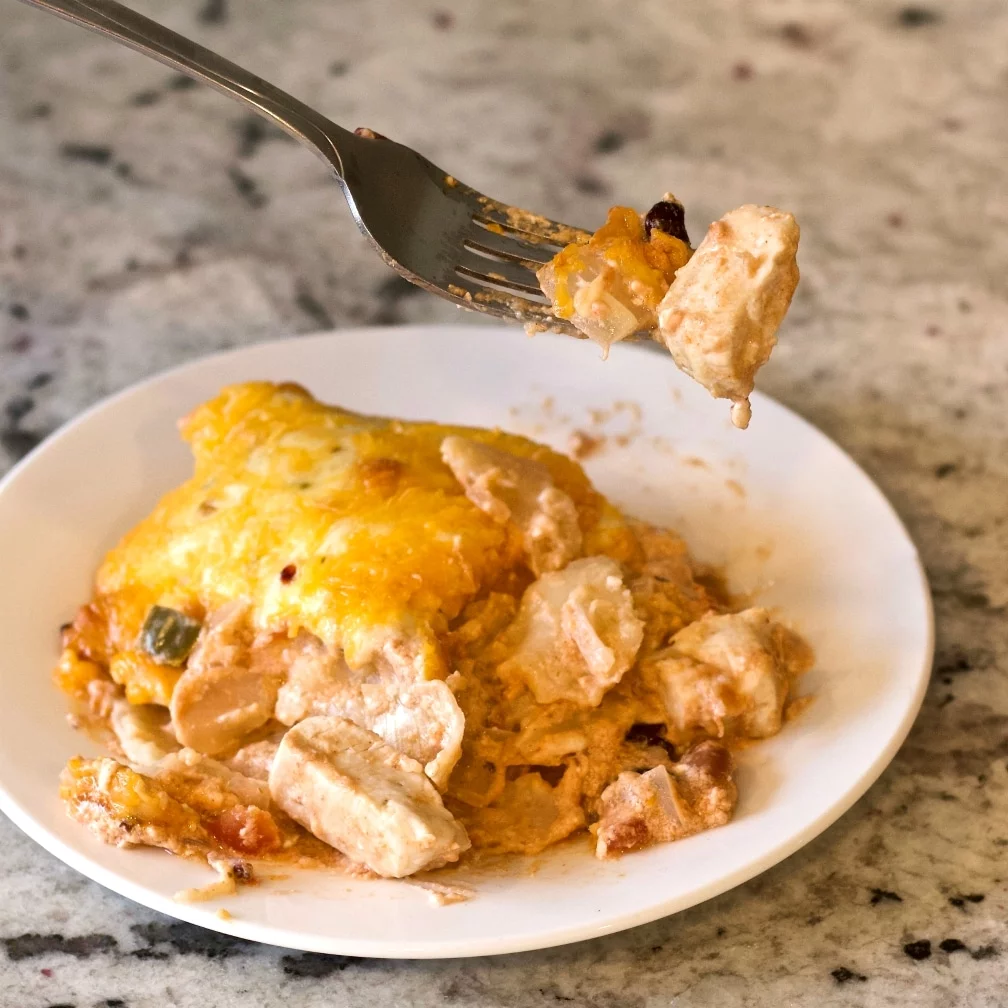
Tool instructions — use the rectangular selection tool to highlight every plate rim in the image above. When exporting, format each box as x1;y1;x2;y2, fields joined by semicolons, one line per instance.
0;324;934;958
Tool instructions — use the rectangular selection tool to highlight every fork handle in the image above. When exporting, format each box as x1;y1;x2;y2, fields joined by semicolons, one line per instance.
17;0;355;177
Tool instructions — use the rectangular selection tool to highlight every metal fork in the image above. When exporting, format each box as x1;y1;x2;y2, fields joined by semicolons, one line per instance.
19;0;590;336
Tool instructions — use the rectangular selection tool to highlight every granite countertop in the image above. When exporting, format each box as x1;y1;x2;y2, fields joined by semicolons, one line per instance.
2;0;1007;1004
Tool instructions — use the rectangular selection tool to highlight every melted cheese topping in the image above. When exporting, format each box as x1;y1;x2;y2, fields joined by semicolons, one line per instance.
81;382;633;678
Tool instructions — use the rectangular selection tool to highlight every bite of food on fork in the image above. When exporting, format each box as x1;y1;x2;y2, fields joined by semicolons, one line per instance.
343;111;803;430
534;197;800;429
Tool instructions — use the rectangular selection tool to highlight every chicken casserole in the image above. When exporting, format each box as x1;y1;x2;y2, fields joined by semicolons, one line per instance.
57;381;812;884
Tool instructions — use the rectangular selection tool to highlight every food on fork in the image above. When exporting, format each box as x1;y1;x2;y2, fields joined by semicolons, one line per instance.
537;197;800;428
56;382;813;886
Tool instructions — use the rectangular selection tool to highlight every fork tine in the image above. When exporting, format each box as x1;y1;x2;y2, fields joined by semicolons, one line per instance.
471;195;590;246
454;266;544;300
455;249;545;296
441;276;584;337
464;226;554;270
448;179;590;247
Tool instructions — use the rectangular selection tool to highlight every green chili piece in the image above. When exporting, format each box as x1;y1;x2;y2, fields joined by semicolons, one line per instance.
139;605;202;666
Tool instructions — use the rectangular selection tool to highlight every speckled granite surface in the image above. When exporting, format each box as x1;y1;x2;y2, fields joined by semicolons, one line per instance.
2;0;1007;1004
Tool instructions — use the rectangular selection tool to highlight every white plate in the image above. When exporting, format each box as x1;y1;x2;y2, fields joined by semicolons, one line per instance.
0;325;932;958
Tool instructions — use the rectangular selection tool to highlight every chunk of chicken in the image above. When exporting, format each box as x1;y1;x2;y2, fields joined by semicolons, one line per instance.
110;700;180;765
269;716;470;877
656;205;800;429
497;556;644;707
169;602;288;756
441;436;582;575
594;741;737;857
274;634;463;789
644;652;740;742
649;608;813;740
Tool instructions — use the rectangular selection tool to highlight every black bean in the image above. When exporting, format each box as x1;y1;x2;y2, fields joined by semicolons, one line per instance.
644;199;690;244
